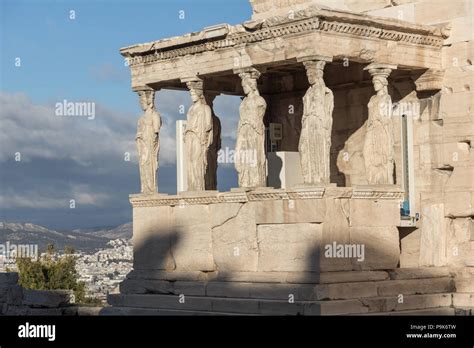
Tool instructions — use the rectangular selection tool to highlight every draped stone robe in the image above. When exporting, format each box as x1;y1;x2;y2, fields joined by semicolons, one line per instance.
363;93;394;184
298;82;334;184
235;95;267;187
136;109;161;193
185;102;213;191
205;114;221;190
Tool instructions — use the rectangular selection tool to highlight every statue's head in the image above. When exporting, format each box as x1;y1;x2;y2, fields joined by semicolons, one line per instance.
242;77;257;95
138;90;155;111
186;80;204;103
239;69;261;95
372;75;388;93
303;61;325;85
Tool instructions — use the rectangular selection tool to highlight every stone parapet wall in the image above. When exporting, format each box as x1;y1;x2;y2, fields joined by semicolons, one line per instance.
130;186;403;276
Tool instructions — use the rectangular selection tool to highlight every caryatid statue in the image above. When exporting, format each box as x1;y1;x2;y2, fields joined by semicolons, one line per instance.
183;78;213;191
235;68;267;188
298;57;334;185
363;63;397;185
204;92;222;191
136;88;161;194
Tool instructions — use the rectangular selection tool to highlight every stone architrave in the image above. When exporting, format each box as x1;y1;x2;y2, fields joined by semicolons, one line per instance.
183;78;213;191
363;63;397;185
235;68;267;188
204;91;222;191
136;88;161;194
297;56;334;185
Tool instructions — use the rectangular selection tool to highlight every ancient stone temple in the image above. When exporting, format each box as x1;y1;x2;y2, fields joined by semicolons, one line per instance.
104;0;474;315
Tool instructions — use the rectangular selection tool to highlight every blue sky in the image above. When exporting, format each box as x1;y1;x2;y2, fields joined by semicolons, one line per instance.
0;0;251;229
1;0;251;109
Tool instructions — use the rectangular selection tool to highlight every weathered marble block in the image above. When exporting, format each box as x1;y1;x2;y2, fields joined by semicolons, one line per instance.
128;186;402;281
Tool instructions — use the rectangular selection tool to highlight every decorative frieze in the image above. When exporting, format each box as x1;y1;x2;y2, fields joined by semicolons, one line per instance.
352;187;404;200
123;13;444;67
129;186;402;207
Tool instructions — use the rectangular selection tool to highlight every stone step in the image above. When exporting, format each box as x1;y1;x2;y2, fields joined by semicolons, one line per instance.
454;307;474;316
455;279;474;293
127;268;449;285
107;292;454;316
453;293;474;307
120;276;454;301
361;307;456;316
374;277;454;297
359;293;452;313
127;270;391;284
319;271;389;284
387;267;450;280
100;306;253;316
2;305;68;316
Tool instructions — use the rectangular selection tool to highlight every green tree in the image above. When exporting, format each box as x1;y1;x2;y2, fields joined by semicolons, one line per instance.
16;257;47;289
64;246;75;255
46;243;55;255
16;251;100;305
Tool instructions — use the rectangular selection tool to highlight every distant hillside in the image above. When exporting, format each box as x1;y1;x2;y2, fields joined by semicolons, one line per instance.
0;222;132;253
73;222;132;239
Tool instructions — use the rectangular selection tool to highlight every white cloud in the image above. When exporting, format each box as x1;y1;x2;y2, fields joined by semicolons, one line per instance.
70;184;110;206
0;91;177;166
0;184;111;209
0;90;241;214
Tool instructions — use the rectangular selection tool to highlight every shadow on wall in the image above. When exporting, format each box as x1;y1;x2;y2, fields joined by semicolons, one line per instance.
266;152;283;188
132;228;182;272
107;207;407;315
330;79;413;187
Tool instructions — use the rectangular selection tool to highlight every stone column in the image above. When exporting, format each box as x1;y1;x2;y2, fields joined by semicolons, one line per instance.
182;77;213;191
363;63;397;185
135;86;162;194
234;67;267;188
297;55;334;185
204;91;222;191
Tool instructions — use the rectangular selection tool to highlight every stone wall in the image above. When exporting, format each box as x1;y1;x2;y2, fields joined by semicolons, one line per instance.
129;186;402;280
355;0;474;268
0;272;100;315
255;0;473;269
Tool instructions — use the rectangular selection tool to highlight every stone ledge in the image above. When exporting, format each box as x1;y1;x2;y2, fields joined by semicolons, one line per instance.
119;276;454;301
22;289;74;308
100;306;251;316
121;5;444;64
127;270;391;284
359;307;456;316
106;292;454;316
0;272;19;285
453;293;474;307
129;186;403;207
388;267;450;280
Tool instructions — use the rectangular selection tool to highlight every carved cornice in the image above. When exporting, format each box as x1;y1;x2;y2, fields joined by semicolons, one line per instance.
129;187;402;207
123;13;443;68
352;187;404;200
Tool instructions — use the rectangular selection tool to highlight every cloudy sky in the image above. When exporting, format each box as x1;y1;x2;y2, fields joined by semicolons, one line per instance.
0;0;251;230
